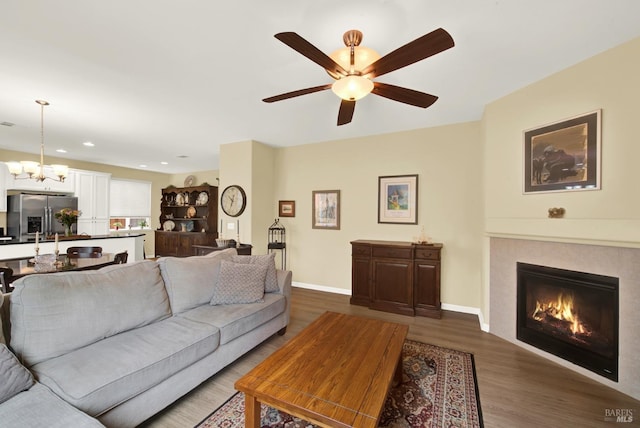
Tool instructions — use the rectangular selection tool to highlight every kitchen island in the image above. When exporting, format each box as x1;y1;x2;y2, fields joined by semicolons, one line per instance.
0;233;145;261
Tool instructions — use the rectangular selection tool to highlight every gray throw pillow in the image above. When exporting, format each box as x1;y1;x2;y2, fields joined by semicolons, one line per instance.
0;344;35;404
211;261;267;305
231;253;279;293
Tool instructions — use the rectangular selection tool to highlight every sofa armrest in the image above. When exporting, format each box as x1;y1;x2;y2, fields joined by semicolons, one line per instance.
275;269;292;327
275;269;292;298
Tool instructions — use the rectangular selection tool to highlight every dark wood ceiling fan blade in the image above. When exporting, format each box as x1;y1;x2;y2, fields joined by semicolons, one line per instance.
263;84;332;103
360;28;454;78
275;32;348;77
372;82;438;108
337;100;356;126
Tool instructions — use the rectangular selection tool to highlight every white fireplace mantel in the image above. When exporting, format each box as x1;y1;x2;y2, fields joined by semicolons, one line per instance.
486;217;640;249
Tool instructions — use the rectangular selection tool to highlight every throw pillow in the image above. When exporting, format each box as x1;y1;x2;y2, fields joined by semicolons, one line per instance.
211;261;267;305
0;344;35;404
158;250;235;314
231;253;279;293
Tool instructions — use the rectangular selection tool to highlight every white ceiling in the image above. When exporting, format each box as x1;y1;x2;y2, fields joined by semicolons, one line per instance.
1;1;639;174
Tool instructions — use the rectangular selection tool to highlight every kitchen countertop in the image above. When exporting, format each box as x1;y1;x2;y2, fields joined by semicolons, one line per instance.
0;233;145;245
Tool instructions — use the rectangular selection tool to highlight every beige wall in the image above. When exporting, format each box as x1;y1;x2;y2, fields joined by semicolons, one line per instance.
219;141;255;247
483;36;640;246
482;36;640;336
272;122;484;308
219;140;277;256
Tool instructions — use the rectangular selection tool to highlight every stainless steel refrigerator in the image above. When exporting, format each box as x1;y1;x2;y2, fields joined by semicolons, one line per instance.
7;194;79;239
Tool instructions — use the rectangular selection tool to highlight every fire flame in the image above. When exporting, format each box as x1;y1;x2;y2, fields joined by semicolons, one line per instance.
532;292;586;335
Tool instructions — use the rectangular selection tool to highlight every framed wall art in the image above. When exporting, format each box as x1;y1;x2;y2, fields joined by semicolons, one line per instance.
278;200;296;217
524;110;601;194
312;190;340;230
378;174;418;224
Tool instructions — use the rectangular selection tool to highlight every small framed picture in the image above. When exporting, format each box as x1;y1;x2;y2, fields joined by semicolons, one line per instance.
378;175;418;224
312;190;340;230
524;110;601;193
278;200;296;217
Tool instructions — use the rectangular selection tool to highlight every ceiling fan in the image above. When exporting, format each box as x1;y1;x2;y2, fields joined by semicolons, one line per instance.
263;28;455;125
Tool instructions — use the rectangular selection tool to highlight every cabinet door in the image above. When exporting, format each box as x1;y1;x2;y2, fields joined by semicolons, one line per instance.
75;171;110;236
371;259;414;316
414;261;441;317
155;231;179;257
92;174;110;219
0;163;8;212
351;257;371;306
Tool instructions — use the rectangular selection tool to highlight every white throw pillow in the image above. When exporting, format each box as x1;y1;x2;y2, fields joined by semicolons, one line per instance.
211;261;267;305
231;253;279;292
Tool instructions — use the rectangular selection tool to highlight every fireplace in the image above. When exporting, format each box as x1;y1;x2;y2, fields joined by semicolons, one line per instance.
516;262;619;381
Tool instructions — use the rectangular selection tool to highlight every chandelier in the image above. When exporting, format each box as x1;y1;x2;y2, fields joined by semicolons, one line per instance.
6;100;69;182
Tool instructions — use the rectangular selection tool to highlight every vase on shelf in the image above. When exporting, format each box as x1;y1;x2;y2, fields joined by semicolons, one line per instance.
64;224;72;237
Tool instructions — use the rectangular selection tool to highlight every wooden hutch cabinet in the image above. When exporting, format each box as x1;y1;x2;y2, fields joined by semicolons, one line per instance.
155;185;218;257
350;240;442;318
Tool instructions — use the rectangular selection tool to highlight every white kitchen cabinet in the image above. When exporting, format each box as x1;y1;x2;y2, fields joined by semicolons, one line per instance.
0;163;8;212
4;165;76;193
74;170;111;235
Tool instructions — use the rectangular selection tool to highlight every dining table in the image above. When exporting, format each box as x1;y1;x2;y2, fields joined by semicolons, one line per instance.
0;253;117;285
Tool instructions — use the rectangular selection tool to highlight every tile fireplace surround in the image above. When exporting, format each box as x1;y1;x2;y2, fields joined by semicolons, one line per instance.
489;237;640;400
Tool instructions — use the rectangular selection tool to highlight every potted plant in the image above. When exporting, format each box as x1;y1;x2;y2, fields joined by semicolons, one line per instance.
54;208;82;237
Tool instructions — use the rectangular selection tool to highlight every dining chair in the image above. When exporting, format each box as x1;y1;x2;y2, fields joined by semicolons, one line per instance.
0;267;14;293
114;251;128;264
66;246;103;258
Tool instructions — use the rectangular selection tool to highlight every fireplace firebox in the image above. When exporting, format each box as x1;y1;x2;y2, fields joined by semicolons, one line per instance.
516;262;619;381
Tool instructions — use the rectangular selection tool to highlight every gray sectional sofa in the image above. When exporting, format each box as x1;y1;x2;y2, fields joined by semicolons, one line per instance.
0;248;292;427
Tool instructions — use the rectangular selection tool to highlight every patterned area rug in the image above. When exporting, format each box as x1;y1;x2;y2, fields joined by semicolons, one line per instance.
196;340;483;428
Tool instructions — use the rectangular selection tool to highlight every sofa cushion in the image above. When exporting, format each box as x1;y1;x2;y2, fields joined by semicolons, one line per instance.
10;260;171;366
0;383;105;428
231;253;279;292
211;261;266;305
181;293;286;345
158;248;237;314
30;316;220;417
0;344;34;405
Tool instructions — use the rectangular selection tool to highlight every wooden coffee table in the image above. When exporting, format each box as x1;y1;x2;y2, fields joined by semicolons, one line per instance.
235;311;409;428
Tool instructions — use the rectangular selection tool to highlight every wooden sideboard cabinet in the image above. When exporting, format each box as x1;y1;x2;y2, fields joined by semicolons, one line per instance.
350;240;442;318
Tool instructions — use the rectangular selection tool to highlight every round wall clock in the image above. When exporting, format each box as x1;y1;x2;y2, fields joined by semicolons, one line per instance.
220;185;246;217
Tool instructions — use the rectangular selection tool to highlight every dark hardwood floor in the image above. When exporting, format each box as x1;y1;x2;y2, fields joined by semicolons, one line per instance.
140;288;639;427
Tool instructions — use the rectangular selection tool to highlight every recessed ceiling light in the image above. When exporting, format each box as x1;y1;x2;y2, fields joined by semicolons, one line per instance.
139;164;148;168
56;149;67;153
160;161;168;165
83;141;95;147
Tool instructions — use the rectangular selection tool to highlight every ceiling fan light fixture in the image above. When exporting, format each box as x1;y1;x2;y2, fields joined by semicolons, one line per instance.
331;75;374;101
328;46;381;78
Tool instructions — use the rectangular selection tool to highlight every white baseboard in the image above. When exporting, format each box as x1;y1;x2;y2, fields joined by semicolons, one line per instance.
292;281;351;296
292;282;489;330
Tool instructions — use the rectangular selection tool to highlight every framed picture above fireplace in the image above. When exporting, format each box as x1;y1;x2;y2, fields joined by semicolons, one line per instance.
523;110;601;194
